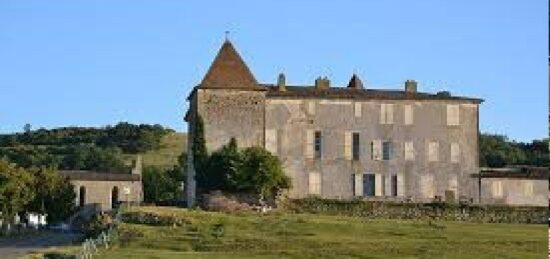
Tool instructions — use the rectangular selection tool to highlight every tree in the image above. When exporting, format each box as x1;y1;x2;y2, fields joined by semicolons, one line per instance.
192;115;209;189
203;138;241;190
142;166;181;203
0;160;35;225
26;167;76;222
234;146;290;200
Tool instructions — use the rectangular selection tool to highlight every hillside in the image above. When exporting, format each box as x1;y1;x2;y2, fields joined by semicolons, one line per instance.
123;132;187;169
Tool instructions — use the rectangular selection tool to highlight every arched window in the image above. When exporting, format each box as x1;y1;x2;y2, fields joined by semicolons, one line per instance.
79;186;86;207
111;186;119;209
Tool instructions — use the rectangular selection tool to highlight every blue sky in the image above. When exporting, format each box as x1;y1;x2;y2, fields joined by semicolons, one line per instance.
0;1;547;142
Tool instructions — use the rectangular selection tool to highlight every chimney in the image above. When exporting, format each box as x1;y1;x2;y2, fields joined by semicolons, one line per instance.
315;76;330;90
405;80;417;93
277;73;286;91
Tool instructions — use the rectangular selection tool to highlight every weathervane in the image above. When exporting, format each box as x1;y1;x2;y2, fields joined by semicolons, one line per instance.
225;30;230;41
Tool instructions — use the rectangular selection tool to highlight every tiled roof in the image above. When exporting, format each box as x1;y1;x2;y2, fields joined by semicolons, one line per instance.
200;40;261;90
59;170;141;181
264;84;483;103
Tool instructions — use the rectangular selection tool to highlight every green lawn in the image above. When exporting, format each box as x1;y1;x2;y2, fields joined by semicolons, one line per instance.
97;206;547;259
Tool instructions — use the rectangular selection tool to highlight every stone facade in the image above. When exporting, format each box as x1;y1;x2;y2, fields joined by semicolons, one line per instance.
185;39;485;206
60;157;143;211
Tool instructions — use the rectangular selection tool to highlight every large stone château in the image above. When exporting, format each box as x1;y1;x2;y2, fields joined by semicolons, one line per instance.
185;39;484;206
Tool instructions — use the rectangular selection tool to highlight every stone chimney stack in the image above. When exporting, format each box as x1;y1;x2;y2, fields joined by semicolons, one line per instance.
315;76;330;90
277;73;286;91
131;155;142;175
405;80;417;93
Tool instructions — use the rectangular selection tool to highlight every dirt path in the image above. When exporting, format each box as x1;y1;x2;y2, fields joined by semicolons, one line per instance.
0;231;82;259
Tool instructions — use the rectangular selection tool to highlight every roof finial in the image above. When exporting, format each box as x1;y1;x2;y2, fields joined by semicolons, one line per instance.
225;30;230;41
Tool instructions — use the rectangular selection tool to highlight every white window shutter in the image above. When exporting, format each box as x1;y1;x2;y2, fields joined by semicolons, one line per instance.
354;174;363;196
428;142;439;162
373;140;382;161
354;102;362;117
308;101;316;115
421;174;435;198
397;173;404;196
492;181;503;197
265;129;277;154
309;172;321;195
404;142;414;161
344;131;352;160
386;104;394;124
448;174;458;192
404;105;413;125
447;105;459;126
305;130;314;159
450;143;460;163
375;174;383;196
379;104;386;124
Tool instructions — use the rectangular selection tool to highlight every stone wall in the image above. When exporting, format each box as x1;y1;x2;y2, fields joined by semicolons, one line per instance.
265;98;479;202
197;88;265;152
71;180;143;211
284;198;548;224
479;178;548;207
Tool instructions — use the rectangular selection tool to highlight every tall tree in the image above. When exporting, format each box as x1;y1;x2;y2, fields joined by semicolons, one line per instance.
192;115;209;189
0;160;35;224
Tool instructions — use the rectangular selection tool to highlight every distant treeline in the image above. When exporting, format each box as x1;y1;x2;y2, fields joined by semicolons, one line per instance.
479;134;548;168
0;123;173;172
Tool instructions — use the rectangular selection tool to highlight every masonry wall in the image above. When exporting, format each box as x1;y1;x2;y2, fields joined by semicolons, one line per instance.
479;178;548;207
265;98;479;202
196;89;265;152
72;180;143;211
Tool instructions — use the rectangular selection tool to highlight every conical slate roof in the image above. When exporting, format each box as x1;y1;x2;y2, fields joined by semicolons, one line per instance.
347;74;364;89
200;40;260;89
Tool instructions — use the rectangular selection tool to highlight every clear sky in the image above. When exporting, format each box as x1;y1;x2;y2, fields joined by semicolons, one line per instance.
0;0;547;142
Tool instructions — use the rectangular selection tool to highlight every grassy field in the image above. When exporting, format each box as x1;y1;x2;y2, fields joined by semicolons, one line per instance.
123;132;187;169
94;206;546;259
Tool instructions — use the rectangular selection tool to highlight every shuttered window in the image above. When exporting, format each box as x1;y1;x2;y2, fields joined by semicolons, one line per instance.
450;143;460;163
307;101;316;115
421;174;435;199
314;131;322;159
447;105;460;126
404;105;413;125
353;174;363;196
382;141;393;160
305;130;314;159
371;140;382;160
352;132;360;160
404;142;414;161
354;102;362;117
428;142;439;162
380;104;394;124
344;131;351;160
308;172;321;195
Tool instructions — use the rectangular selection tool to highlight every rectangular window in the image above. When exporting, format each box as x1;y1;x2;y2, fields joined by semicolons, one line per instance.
447;104;460;126
397;173;404;196
428;141;439;162
448;174;458;192
352;132;360;160
314;131;322;159
380;103;394;124
404;142;414;161
376;174;384;196
450;143;460;163
404;105;413;125
363;173;376;196
492;181;503;197
421;174;435;199
354;102;362;117
382;141;393;160
265;129;277;154
308;172;321;195
391;174;398;197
